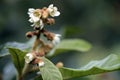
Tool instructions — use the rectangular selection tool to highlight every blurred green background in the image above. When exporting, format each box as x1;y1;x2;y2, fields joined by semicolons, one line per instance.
0;0;120;80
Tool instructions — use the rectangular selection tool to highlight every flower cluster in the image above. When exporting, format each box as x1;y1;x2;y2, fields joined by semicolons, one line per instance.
28;4;60;30
24;4;61;68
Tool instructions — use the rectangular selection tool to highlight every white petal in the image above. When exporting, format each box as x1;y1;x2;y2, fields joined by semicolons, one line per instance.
24;53;34;63
48;8;53;13
56;34;61;37
28;9;41;23
52;34;61;45
54;11;60;17
28;9;35;16
31;19;44;29
28;8;35;12
31;15;39;22
38;61;45;67
40;20;44;29
29;13;33;17
31;23;35;27
48;4;53;8
28;18;33;23
49;13;55;17
52;38;60;45
53;7;58;11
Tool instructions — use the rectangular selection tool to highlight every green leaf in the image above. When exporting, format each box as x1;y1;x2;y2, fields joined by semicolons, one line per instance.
63;26;82;38
47;39;92;57
8;48;27;75
40;57;63;80
0;37;35;57
57;39;91;52
0;42;29;57
59;54;120;79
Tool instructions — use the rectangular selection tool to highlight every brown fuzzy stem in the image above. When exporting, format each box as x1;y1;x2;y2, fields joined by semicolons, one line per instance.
32;30;41;51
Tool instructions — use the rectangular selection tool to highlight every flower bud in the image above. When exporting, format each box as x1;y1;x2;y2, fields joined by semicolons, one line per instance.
34;26;40;30
26;31;33;38
34;58;45;67
42;7;49;19
32;31;39;35
38;48;45;57
46;18;55;25
44;44;53;53
56;62;64;68
42;30;54;40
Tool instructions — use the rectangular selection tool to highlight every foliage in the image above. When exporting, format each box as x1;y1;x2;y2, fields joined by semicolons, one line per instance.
8;48;27;76
40;57;63;80
2;40;120;80
60;54;120;79
47;39;92;57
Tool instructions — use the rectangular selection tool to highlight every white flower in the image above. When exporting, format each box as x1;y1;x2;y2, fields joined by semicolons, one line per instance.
24;53;34;63
38;61;45;67
28;8;41;23
48;4;60;17
31;19;44;30
52;34;61;45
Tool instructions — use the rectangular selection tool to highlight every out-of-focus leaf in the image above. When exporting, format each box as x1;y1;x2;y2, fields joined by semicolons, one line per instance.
59;54;120;79
47;39;92;57
3;62;16;80
40;57;63;80
57;39;91;52
63;26;82;37
8;48;27;75
0;37;35;57
0;42;28;57
66;77;90;80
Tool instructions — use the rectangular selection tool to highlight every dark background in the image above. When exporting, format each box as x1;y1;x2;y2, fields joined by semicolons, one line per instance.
0;0;120;80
